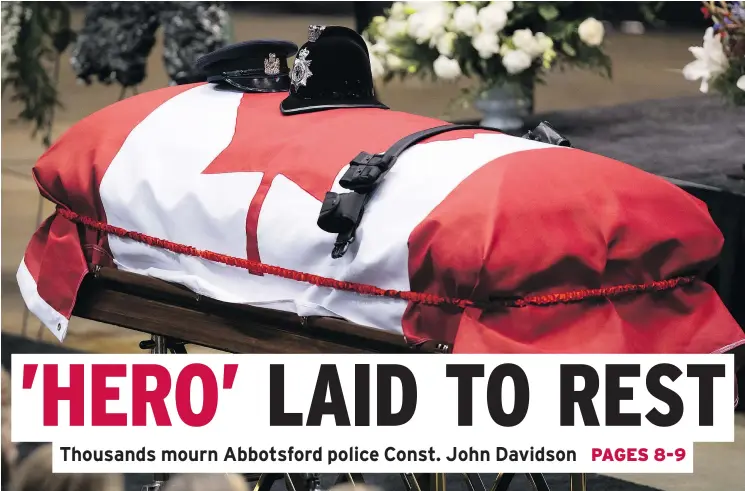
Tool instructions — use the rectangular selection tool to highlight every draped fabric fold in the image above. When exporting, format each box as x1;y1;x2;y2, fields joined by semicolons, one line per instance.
17;213;88;342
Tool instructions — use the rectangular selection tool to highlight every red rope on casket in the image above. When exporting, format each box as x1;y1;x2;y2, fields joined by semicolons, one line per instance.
57;207;696;309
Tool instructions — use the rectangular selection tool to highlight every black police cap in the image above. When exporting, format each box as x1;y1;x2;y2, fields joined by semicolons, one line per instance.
195;39;298;93
280;25;388;115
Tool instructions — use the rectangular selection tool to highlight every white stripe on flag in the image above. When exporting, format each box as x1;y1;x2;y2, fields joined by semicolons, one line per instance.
16;258;69;342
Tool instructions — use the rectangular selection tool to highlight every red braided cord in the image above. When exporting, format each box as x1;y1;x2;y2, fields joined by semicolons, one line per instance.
58;207;695;309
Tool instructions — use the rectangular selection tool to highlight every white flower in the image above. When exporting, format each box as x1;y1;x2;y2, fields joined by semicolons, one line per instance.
390;2;406;19
407;3;451;44
433;55;462;80
738;75;745;92
683;27;730;93
452;3;479;36
384;19;408;39
478;3;508;34
386;54;404;70
511;28;533;47
407;13;430;43
512;29;545;58
578;17;605;47
535;32;554;53
502;49;533;74
472;31;500;59
436;31;458;57
370;54;386;80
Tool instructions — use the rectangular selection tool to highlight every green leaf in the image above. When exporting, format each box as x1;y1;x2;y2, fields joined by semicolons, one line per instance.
538;4;559;21
561;42;577;57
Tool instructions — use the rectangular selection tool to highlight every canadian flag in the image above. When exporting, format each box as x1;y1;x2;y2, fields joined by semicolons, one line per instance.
18;83;745;357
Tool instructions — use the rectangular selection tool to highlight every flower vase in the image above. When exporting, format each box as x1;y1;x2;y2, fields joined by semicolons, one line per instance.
474;80;534;132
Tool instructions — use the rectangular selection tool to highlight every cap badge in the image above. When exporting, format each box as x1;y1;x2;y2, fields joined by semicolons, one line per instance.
290;48;313;90
264;53;280;76
308;25;326;43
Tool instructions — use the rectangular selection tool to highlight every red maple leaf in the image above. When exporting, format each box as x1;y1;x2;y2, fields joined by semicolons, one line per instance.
202;93;439;273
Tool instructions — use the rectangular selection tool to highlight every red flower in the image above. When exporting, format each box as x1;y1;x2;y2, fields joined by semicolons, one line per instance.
701;6;711;18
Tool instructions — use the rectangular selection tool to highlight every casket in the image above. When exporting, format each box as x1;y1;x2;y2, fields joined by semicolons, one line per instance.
18;82;745;357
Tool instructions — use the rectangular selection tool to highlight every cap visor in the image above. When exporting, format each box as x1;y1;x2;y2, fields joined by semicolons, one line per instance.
280;93;389;115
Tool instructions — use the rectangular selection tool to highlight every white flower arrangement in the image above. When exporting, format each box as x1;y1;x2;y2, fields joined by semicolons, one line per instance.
364;1;612;99
684;2;745;105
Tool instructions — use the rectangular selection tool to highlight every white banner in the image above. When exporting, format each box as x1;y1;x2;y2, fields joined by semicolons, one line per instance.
49;440;695;474
11;353;736;473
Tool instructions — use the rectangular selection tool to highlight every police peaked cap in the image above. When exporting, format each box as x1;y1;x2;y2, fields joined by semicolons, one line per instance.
195;39;298;93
